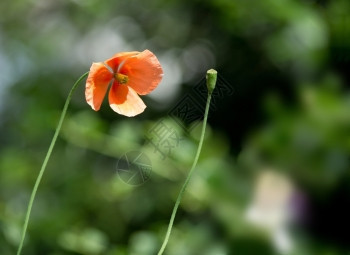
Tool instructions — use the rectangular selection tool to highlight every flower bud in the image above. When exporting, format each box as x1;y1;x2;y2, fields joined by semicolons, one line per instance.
206;69;217;94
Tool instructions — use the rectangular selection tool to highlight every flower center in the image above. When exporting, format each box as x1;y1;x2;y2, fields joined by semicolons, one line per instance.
115;73;129;84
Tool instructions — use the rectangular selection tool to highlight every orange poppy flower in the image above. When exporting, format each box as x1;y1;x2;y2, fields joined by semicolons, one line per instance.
85;50;163;117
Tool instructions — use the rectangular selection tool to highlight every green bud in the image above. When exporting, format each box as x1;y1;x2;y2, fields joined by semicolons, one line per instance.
206;69;217;94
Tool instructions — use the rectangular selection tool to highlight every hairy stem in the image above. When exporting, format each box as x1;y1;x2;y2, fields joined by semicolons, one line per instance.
157;91;213;255
16;71;89;255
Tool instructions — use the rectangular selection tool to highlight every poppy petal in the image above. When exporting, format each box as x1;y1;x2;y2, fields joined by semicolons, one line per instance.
108;82;146;117
118;49;163;95
104;51;140;72
85;62;113;111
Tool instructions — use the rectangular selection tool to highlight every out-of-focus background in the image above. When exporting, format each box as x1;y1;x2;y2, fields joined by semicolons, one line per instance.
1;0;350;254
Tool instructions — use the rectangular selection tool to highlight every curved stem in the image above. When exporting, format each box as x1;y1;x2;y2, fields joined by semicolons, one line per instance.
16;71;89;255
157;92;213;255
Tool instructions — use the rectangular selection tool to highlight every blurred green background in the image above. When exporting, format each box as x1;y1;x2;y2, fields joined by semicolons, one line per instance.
1;0;350;254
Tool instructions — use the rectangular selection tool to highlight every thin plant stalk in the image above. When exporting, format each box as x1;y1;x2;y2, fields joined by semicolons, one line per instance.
157;69;217;255
16;71;89;255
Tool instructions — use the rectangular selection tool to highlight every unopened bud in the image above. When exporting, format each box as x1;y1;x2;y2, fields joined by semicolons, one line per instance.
206;69;217;94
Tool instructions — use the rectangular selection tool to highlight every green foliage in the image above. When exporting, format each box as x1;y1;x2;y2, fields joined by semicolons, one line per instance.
1;0;350;254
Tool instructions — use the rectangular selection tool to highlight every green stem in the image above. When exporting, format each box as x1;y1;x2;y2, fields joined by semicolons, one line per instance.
157;91;213;255
16;71;89;255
